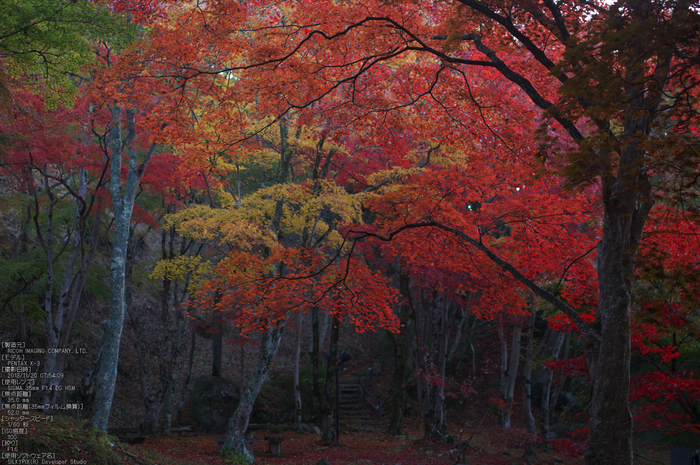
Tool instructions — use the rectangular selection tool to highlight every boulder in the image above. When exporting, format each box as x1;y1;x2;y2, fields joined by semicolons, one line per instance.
301;423;322;435
189;376;239;433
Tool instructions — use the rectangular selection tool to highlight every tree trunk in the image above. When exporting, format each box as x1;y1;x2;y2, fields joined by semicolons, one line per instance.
175;331;196;424
320;318;340;443
429;297;451;437
239;342;245;397
547;332;570;433
128;222;193;433
36;176;56;412
52;206;103;406
447;308;469;365
37;118;103;410
500;323;522;429
522;304;537;460
293;310;304;430
413;291;453;438
319;309;330;354
91;106;157;431
212;321;222;377
310;306;321;421
222;322;286;462
387;273;412;435
583;82;653;462
542;331;565;437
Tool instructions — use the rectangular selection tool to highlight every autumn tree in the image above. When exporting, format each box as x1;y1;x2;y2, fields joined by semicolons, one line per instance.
0;89;114;411
51;1;699;462
84;0;206;432
150;2;700;464
0;0;129;109
167;109;402;456
0;0;140;417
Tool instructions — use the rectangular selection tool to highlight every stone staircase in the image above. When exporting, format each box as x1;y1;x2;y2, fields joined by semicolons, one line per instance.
337;377;386;433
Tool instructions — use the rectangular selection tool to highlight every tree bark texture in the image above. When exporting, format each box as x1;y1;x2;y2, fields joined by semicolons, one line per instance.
293;311;304;430
320;318;340;443
222;323;286;461
91;106;157;431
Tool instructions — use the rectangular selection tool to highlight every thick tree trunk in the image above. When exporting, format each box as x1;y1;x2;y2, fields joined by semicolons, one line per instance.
320;318;340;443
583;59;654;461
222;323;286;462
584;263;633;465
91;105;130;430
583;218;637;465
91;106;157;431
309;306;331;423
413;294;432;437
583;152;652;464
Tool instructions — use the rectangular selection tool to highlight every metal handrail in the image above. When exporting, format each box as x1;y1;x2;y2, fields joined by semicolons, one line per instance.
357;366;382;420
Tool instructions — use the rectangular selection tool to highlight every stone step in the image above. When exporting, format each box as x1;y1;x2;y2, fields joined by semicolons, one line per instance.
345;425;386;432
335;379;386;434
344;416;383;423
339;412;370;418
341;403;371;410
349;426;385;433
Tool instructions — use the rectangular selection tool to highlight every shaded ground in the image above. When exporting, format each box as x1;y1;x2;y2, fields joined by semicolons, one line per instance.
121;432;453;465
7;413;674;465
118;429;673;465
116;421;589;465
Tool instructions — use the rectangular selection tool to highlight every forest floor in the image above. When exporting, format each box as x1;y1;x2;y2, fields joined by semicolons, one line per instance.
9;411;674;465
116;428;573;465
114;422;673;465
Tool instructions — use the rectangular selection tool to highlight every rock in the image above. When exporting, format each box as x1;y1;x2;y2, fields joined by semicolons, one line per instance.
301;423;322;435
189;376;240;433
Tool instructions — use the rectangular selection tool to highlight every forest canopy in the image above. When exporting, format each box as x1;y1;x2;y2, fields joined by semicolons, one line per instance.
1;1;698;465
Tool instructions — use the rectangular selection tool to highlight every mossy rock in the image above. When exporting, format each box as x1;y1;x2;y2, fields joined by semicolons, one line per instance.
190;375;240;433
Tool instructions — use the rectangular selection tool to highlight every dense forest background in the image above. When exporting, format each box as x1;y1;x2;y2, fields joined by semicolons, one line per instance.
1;1;699;464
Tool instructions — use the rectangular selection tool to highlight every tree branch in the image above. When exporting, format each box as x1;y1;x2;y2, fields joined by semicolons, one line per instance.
346;221;601;342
